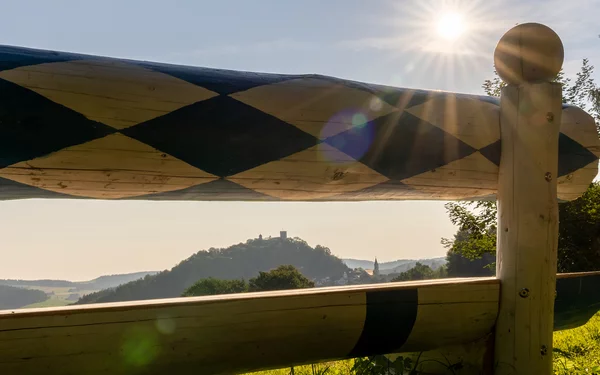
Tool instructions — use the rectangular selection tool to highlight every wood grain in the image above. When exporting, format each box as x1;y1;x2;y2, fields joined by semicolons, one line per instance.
0;134;217;198
494;83;562;375
0;274;598;374
0;46;595;202
0;60;218;130
230;78;399;139
227;143;389;200
0;278;496;375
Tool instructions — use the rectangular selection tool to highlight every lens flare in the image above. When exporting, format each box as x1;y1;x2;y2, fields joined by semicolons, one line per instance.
369;97;384;112
352;113;368;128
121;326;160;367
155;317;176;335
322;109;375;161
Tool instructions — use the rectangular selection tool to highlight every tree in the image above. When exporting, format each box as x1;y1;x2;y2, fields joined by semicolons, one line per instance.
0;285;48;309
248;265;315;292
391;262;435;282
444;59;600;273
556;183;600;271
482;59;600;130
446;249;495;277
181;278;248;297
444;183;600;274
442;202;497;262
77;236;346;304
434;264;448;278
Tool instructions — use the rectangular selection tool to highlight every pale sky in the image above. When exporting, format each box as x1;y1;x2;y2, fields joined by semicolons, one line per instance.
0;0;598;280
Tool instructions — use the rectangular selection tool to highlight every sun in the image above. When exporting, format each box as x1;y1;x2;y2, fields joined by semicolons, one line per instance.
436;12;466;41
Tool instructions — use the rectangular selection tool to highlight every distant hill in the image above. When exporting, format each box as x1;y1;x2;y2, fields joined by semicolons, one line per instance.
77;237;349;305
342;257;446;273
0;285;48;309
381;258;447;275
72;272;160;290
0;271;158;291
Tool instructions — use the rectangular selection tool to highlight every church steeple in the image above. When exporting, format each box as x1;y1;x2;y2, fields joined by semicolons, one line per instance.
374;257;380;276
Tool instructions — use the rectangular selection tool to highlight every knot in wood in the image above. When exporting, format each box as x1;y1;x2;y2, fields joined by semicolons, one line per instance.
519;288;530;298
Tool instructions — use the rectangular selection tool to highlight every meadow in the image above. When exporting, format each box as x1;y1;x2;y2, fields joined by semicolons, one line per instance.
16;286;99;309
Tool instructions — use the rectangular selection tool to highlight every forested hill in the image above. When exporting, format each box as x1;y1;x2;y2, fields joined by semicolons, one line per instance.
0;285;47;309
77;237;349;305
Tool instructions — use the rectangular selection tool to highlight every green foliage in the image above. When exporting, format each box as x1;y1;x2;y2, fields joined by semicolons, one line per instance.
352;356;414;375
446;250;495;278
249;265;315;292
553;312;600;374
433;265;448;279
22;298;72;308
562;59;600;128
441;201;497;261
78;237;348;304
483;59;600;130
441;200;498;275
481;70;505;97
246;361;354;375
391;262;434;282
443;183;600;273
556;183;600;272
0;285;47;309
182;265;315;296
446;58;600;273
181;277;248;297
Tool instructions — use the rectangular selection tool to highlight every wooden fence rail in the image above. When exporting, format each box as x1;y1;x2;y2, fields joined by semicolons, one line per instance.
0;273;598;375
0;45;596;203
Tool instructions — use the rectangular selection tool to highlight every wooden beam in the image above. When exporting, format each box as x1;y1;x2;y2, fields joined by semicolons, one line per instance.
0;278;499;375
0;45;597;202
0;273;598;375
493;23;564;375
392;271;600;374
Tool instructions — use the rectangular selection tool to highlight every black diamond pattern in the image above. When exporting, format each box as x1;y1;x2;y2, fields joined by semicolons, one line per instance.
325;112;476;180
558;133;598;176
128;179;278;201
0;177;78;200
375;88;439;110
139;62;299;95
478;134;597;177
0;44;596;202
0;46;84;72
479;140;501;166
322;180;415;201
0;79;115;169
122;95;318;177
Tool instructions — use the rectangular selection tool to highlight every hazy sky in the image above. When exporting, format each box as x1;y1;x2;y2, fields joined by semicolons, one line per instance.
0;0;598;280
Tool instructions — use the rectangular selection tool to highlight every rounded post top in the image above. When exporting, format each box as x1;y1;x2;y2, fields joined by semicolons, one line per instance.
494;23;564;85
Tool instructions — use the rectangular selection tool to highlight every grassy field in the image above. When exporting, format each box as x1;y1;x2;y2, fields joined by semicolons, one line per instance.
553;312;600;374
22;298;73;308
16;286;99;309
246;312;600;375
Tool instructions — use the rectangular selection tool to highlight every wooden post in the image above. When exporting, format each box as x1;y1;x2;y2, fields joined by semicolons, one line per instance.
493;23;564;374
